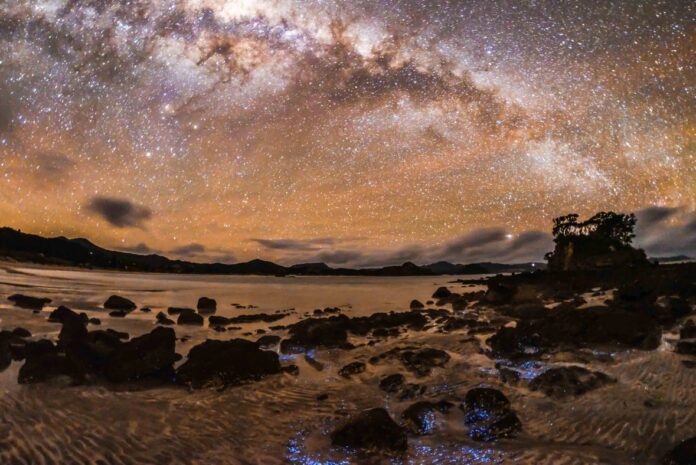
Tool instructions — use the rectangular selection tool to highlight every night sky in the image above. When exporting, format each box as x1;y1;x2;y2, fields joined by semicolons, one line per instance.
0;1;694;266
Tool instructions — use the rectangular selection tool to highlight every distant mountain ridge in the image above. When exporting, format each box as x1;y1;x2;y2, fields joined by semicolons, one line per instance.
0;227;542;276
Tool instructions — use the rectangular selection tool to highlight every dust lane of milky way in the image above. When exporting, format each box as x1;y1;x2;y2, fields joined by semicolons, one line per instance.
0;0;694;266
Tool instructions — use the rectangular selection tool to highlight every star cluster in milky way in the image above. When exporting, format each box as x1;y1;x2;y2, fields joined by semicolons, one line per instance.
0;0;694;265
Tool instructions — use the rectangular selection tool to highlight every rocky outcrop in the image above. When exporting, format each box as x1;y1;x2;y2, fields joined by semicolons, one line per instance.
176;339;281;388
330;408;407;452
401;400;452;435
488;306;661;358
339;361;365;377
461;388;521;442
196;297;217;314
528;366;615;398
103;295;136;311
177;309;203;326
661;437;696;465
8;294;51;310
103;327;178;383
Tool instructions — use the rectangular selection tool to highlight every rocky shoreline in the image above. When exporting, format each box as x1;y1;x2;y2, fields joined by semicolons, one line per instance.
2;261;696;463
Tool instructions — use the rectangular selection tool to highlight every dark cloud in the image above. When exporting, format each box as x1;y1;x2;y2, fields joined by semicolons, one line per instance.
170;243;206;257
316;249;364;265
636;206;681;230
634;207;696;258
304;229;550;268
209;252;237;264
34;153;76;177
440;228;507;257
118;243;158;255
85;196;153;228
252;238;336;251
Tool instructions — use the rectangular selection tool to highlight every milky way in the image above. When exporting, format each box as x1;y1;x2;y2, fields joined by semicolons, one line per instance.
0;0;694;265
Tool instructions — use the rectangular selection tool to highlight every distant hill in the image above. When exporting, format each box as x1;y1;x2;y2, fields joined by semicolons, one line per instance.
0;227;536;276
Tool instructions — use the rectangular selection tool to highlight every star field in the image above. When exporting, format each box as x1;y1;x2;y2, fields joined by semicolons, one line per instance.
0;0;694;265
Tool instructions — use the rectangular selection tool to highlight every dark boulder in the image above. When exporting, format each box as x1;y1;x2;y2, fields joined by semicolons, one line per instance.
283;315;350;351
256;335;280;347
168;307;194;315
410;300;425;309
156;312;174;325
499;303;548;320
488;306;662;358
483;283;516;305
197;297;217;314
209;315;232;326
11;327;31;338
680;321;696;340
18;340;81;384
379;373;405;393
399;348;450;376
228;313;288;324
528;366;615;398
104;295;136;311
176;339;281;388
432;287;452;299
348;311;428;336
401;401;452;435
0;330;29;369
109;310;128;318
177;309;203;326
665;298;692;319
330;408;407;453
104;327;178;383
339;361;366;377
661;437;696;465
462;387;521;442
8;294;51;310
676;340;696;356
48;306;85;324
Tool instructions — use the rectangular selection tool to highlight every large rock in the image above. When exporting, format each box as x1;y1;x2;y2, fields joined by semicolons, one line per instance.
197;297;217;314
399;348;450;376
676;340;696;356
330;408;407;452
401;400;452;435
283;315;350;352
681;321;696;339
0;330;29;370
462;388;521;442
661;437;696;465
339;361;366;377
488;306;661;358
104;327;178;383
8;294;51;310
176;339;281;388
432;287;452;299
156;312;175;325
18;340;82;384
379;373;405;393
528;366;615;398
177;309;204;326
48;306;86;325
209;315;232;326
103;295;136;311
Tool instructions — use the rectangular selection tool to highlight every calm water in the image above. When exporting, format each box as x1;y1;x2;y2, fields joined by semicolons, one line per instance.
0;263;693;464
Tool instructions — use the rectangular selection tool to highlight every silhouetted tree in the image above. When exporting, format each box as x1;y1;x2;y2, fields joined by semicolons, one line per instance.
545;211;644;270
550;211;636;246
